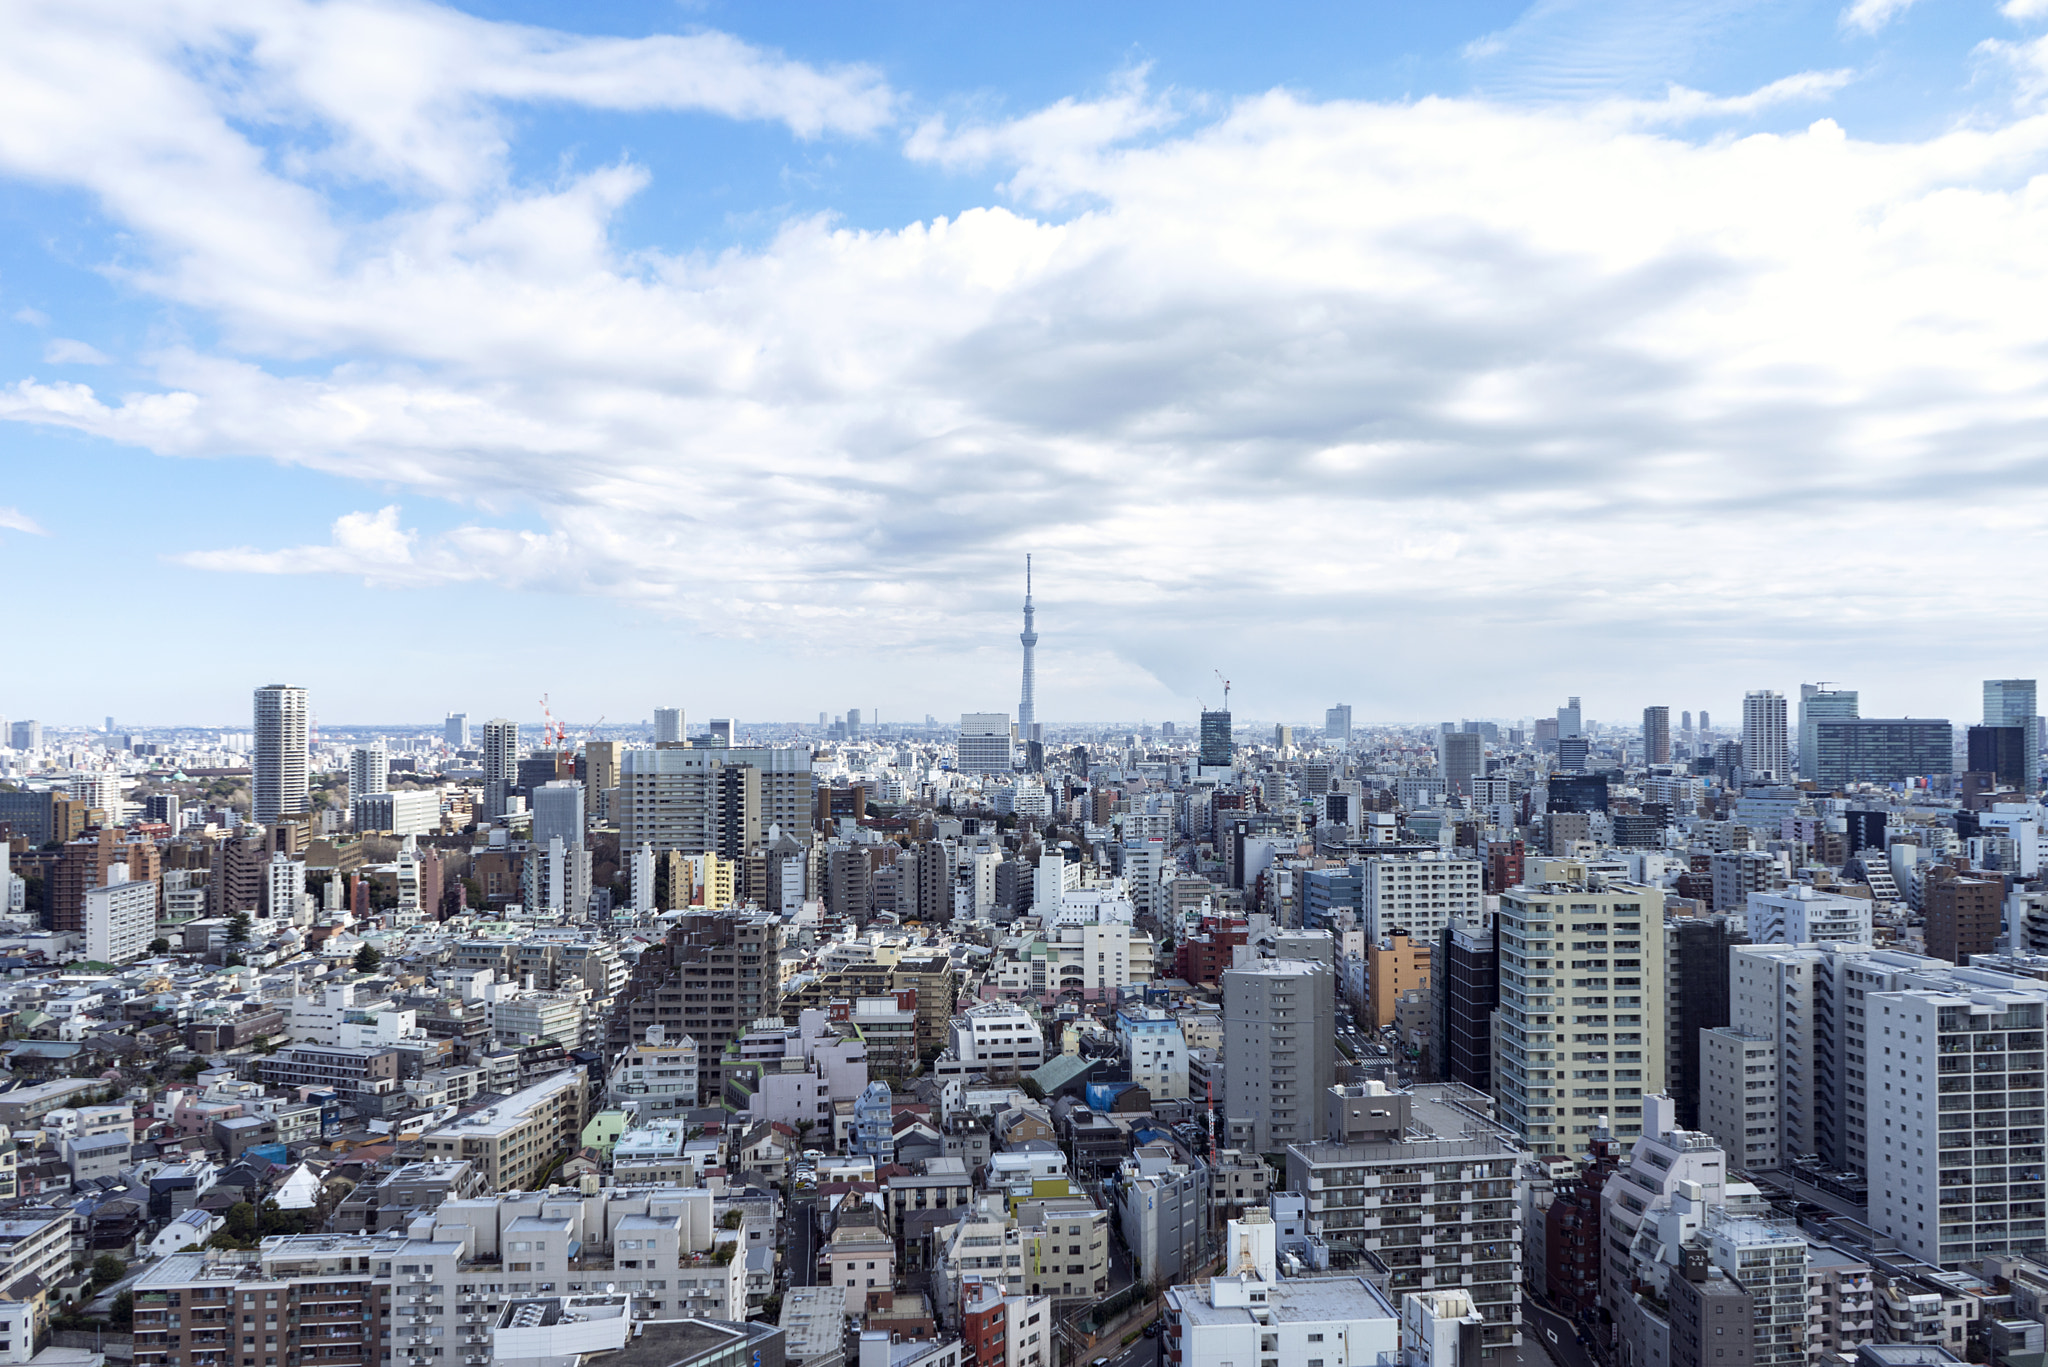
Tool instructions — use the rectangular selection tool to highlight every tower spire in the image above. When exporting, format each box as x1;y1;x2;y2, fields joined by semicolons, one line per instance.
1019;555;1038;745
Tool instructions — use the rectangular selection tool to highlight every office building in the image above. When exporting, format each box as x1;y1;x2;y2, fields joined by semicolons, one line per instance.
1286;1083;1527;1353
1558;696;1583;738
1434;918;1498;1093
1198;710;1233;769
85;866;158;964
1985;679;2041;792
7;720;40;752
1222;959;1337;1153
1643;706;1671;765
959;713;1013;775
530;779;585;851
617;747;787;861
1742;690;1789;783
1439;729;1482;797
1493;872;1668;1154
1969;725;2029;790
253;684;311;825
1326;704;1352;744
1665;912;1747;1131
1799;686;1859;779
654;707;684;745
1812;719;1954;788
354;789;440;836
443;712;469;747
1547;773;1608;814
349;742;389;800
1744;886;1874;946
480;717;518;819
1556;736;1590;773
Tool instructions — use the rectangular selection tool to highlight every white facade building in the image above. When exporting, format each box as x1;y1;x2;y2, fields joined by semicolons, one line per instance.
353;789;440;836
1744;887;1874;946
1362;852;1484;943
85;865;157;964
959;713;1013;775
1164;1212;1400;1367
349;743;389;800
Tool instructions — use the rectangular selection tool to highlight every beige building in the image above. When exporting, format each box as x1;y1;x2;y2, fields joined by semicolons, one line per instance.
418;1069;588;1191
1493;871;1669;1156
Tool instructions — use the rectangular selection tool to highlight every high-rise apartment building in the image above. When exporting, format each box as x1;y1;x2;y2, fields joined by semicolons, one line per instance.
582;739;618;828
1198;711;1233;769
348;742;388;800
1744;886;1874;946
1492;873;1667;1155
85;865;157;964
1643;706;1671;764
252;684;310;825
530;779;586;851
1434;918;1498;1093
1984;679;2041;792
480;717;518;819
608;909;781;1104
1326;704;1352;744
1361;852;1484;943
1741;690;1789;783
1924;866;2003;964
1798;685;1858;778
443;712;469;747
958;713;1013;775
1222;959;1337;1153
653;707;684;745
1812;719;1954;788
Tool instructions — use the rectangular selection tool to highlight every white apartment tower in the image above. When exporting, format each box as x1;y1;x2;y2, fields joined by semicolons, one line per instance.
1742;690;1790;783
1362;852;1484;942
654;707;684;745
348;742;389;800
253;684;310;825
85;863;157;965
1492;874;1667;1155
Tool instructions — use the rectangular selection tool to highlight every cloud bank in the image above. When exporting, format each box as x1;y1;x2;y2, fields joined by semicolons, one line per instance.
7;1;2048;713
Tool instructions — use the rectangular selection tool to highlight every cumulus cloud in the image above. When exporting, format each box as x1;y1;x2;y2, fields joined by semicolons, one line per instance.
42;338;109;364
0;507;45;536
2009;0;2048;21
1841;0;1921;33
11;0;2048;711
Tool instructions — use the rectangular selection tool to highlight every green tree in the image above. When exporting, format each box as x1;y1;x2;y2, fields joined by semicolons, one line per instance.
90;1253;125;1287
224;1202;258;1243
227;913;250;944
148;937;170;955
110;1291;133;1329
224;953;246;968
353;944;382;974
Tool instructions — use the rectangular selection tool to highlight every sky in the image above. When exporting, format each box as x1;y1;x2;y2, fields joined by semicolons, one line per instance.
4;0;2048;731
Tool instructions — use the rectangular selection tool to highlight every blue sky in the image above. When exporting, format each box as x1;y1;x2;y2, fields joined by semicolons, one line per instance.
4;0;2048;730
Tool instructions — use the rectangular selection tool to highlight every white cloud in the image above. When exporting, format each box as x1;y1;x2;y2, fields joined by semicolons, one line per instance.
0;506;46;535
12;307;48;327
2009;0;2048;21
42;338;109;364
1841;0;1921;33
13;1;2048;712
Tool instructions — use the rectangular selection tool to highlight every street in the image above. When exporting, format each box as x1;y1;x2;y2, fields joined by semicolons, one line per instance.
1522;1297;1597;1367
1088;1330;1161;1367
788;1195;817;1288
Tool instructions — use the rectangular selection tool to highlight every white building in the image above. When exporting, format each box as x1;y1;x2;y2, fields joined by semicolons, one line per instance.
253;683;311;825
1117;1005;1189;1100
946;1002;1046;1077
1744;886;1873;946
349;743;389;800
1362;852;1484;943
264;853;306;923
1742;690;1790;783
608;1024;701;1119
354;788;440;836
85;863;157;964
1164;1211;1400;1367
959;713;1014;775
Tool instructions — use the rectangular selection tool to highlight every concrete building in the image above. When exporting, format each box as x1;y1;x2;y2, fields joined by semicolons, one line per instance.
1163;1211;1401;1367
85;865;158;964
349;742;389;801
1742;690;1789;784
1434;918;1498;1094
253;684;311;824
1115;1141;1210;1285
1287;1083;1525;1351
1363;853;1485;944
1493;872;1668;1155
1117;1005;1188;1100
354;789;441;835
417;1068;590;1191
959;714;1013;776
1223;958;1338;1153
1744;886;1874;946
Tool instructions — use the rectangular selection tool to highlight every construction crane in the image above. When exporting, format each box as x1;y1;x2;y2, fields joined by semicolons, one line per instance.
538;694;565;748
1214;670;1231;711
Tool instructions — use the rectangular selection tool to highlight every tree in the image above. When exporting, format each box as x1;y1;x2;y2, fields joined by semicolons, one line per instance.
91;1254;125;1288
224;953;246;968
224;1201;258;1243
148;937;170;955
353;944;382;974
227;913;250;944
110;1291;133;1329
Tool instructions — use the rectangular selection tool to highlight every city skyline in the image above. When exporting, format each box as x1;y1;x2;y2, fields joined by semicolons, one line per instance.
5;2;2048;720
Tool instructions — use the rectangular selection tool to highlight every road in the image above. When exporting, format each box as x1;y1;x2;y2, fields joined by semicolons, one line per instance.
788;1195;817;1288
1088;1330;1161;1367
1522;1297;1597;1367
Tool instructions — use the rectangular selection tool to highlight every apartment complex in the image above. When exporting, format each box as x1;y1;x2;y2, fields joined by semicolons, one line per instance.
417;1069;589;1192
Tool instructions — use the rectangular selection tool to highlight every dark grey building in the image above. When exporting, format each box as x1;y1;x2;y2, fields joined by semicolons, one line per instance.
1433;919;1497;1093
1968;724;2029;790
1813;718;1953;788
1666;913;1748;1131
